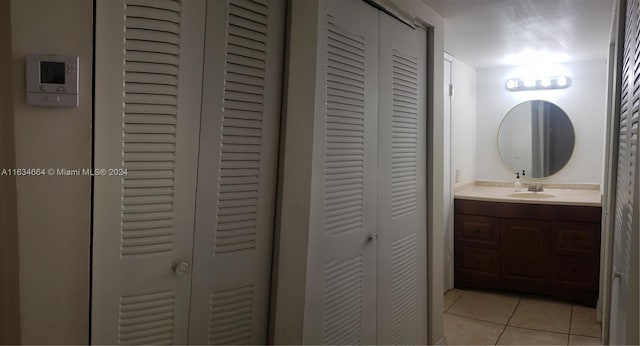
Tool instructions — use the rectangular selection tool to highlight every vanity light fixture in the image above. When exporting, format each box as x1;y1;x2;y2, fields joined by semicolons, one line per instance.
505;76;571;91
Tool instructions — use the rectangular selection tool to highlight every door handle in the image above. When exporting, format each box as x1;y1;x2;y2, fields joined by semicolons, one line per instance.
173;262;190;276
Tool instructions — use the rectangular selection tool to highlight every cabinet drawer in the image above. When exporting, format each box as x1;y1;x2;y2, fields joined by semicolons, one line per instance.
550;256;598;290
458;246;500;275
551;222;599;257
456;214;500;249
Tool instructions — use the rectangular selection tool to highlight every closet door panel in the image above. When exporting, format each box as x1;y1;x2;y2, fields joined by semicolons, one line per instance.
611;0;640;344
92;0;206;344
303;0;378;343
377;13;428;345
187;0;285;344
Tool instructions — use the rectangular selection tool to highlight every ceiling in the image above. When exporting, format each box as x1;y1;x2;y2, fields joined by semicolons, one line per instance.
421;0;615;69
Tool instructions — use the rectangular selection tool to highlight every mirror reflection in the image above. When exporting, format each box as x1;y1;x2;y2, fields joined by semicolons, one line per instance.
498;100;575;178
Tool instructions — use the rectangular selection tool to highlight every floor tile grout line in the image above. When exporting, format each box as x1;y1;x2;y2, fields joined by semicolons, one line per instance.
446;311;507;327
445;289;466;313
500;324;571;336
568;304;602;340
506;295;574;336
570;333;602;338
446;290;600;344
494;295;521;345
568;304;574;345
494;323;507;345
506;296;520;325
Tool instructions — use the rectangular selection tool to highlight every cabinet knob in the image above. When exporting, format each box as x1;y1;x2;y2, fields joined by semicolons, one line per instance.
367;233;377;243
173;262;189;276
475;229;480;234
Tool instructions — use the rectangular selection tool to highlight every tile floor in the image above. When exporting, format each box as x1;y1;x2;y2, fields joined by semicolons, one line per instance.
444;289;602;345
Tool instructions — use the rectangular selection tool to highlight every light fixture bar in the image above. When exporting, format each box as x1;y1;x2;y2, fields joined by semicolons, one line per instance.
505;76;571;91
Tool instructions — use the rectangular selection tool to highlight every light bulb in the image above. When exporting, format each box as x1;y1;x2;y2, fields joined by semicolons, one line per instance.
506;79;516;89
556;77;567;87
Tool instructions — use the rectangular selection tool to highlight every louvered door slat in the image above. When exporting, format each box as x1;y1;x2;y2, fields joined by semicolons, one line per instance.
207;286;253;345
298;1;377;343
376;11;427;345
125;40;180;55
93;0;205;344
128;0;180;12
121;0;182;257
127;6;180;23
390;50;418;219
126;17;180;34
611;0;640;344
187;0;284;344
323;256;364;345
324;16;366;238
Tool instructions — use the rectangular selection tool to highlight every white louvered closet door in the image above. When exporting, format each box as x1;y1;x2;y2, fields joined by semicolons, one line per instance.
92;0;206;344
303;0;378;343
377;13;428;345
611;0;640;344
187;0;285;344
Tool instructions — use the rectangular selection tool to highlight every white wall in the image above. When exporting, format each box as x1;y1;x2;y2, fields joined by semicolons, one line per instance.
10;1;93;343
0;0;20;343
476;60;607;184
452;58;477;187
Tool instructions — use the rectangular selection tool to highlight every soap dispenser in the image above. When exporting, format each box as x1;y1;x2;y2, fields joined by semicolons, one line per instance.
514;172;522;192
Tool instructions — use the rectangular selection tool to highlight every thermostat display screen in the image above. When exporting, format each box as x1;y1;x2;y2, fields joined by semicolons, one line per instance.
40;61;65;84
27;54;78;107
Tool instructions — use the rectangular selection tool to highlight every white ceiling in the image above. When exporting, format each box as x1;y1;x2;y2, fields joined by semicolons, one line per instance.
422;0;615;69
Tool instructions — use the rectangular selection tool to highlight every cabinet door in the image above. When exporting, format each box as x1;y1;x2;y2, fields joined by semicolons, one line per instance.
92;0;206;343
187;0;285;344
501;219;549;289
549;221;599;290
303;0;378;343
377;12;428;345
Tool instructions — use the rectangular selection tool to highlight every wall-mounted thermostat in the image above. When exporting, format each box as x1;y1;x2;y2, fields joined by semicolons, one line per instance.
26;54;79;107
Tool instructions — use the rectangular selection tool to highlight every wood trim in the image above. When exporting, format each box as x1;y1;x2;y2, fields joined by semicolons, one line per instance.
0;0;20;343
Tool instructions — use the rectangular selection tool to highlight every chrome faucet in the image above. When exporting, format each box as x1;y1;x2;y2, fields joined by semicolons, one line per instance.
527;184;544;192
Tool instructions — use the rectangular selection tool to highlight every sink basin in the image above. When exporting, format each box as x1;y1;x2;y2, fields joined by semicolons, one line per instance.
508;192;555;199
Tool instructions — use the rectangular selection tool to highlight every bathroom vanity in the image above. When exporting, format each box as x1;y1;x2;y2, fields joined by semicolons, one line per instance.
454;185;602;307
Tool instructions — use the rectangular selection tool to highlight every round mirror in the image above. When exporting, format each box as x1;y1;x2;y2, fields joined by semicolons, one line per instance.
498;100;575;178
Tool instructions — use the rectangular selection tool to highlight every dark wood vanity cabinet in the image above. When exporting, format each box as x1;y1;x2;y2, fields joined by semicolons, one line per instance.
454;199;601;306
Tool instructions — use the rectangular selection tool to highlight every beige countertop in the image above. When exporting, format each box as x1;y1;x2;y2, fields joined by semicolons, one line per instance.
455;185;602;207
